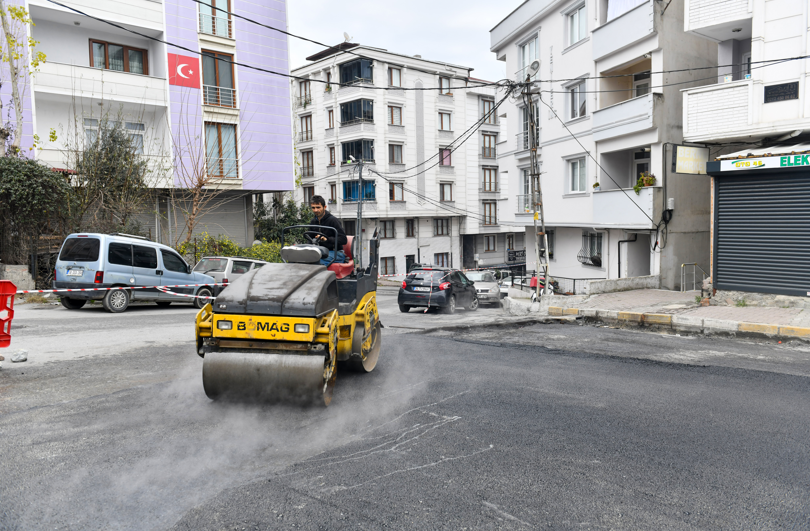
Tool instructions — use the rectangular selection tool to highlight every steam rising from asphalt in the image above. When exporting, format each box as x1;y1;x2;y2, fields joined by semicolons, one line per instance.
16;338;434;530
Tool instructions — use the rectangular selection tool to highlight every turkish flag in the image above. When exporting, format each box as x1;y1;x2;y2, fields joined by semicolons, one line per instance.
168;53;200;89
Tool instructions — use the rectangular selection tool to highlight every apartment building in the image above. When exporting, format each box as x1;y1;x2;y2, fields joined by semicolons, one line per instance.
291;45;516;276
683;0;810;297
10;0;294;246
490;0;718;290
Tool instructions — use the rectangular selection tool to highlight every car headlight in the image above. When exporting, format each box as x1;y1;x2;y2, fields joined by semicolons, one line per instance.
490;286;499;293
217;320;232;330
294;323;310;334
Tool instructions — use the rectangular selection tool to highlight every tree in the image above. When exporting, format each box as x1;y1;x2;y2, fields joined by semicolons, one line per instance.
0;156;69;264
254;195;311;243
0;2;46;155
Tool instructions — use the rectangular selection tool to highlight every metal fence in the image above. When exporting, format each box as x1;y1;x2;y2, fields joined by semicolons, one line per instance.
203;85;236;108
509;271;601;296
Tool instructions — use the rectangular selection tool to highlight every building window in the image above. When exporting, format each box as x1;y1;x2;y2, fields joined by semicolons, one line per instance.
741;53;751;78
439;76;451;95
325;71;332;89
329;183;336;202
568;5;587;46
327;109;334;129
299;80;311;106
440;183;453;202
406;219;415;238
341;139;374;163
435;219;450;236
301;150;314;177
389;144;403;164
198;0;232;38
381;257;396;275
90;40;148;75
340;99;374;126
439;148;452;166
482;99;495;124
388;106;402;125
569;81;586;119
84;119;145;154
569;157;586;192
300;115;313;142
344;219;356;235
434;252;450;267
482;168;497;191
329;146;335;166
381;220;395;239
485;235;496;252
389;67;401;87
578;231;603;267
482;135;496;158
483;202;497;225
541;230;555;259
634;148;651;188
343;180;375;201
205;122;238;178
202;51;235;107
518;36;538;81
439;112;452;131
303;186;314;203
506;234;514;250
339;58;373;85
633;71;651;97
521;105;539;150
389;182;404;201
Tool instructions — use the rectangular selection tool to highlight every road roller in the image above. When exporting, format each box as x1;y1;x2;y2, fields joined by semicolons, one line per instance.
193;225;382;405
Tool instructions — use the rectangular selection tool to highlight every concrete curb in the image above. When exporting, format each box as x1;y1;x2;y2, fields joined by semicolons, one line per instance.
547;306;810;341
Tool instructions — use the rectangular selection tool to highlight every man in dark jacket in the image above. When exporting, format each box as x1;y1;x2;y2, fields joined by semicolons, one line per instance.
310;195;348;265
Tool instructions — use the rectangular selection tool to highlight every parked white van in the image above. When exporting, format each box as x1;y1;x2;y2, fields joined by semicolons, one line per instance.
54;233;216;313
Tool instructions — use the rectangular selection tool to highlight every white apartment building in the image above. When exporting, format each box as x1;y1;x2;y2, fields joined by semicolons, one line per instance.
683;0;810;297
490;0;720;290
290;45;517;276
12;0;294;247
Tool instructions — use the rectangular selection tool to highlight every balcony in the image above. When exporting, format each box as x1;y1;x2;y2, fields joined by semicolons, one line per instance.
298;131;314;143
30;0;163;30
295;95;312;109
340;120;375;135
515;130;539;153
683;80;755;142
480;182;499;193
203;85;236;108
199;13;232;39
33;62;166;107
481;147;497;159
593;187;659;228
592;93;658;142
516;194;534;213
685;0;752;37
592;0;655;61
301;166;315;177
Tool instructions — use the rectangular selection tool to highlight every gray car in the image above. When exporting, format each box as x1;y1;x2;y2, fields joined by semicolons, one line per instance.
465;271;501;306
193;256;267;287
54;233;216;313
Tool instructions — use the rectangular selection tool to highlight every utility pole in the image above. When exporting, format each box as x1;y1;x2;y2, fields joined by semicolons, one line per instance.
354;158;364;270
524;76;550;298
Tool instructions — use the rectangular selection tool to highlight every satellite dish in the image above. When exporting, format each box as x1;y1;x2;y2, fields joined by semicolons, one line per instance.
343;32;353;42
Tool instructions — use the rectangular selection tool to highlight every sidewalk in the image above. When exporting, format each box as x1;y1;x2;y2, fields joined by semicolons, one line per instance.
510;289;810;340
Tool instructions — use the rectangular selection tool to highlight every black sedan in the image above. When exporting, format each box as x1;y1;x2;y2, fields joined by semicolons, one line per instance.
398;268;478;314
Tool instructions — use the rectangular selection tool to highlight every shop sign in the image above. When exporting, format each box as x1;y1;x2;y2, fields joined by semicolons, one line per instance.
719;154;810;171
764;82;799;103
508;250;526;262
672;145;710;174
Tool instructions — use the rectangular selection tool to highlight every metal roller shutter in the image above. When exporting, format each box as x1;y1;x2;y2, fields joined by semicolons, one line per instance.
714;172;810;296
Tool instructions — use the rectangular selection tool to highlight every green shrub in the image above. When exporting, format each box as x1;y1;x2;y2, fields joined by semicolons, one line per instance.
176;232;281;265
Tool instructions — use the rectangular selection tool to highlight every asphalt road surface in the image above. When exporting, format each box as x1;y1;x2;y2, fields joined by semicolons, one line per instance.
1;295;809;530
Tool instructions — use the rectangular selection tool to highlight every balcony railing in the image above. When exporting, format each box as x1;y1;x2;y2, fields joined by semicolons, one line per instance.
301;166;314;177
515;130;539;151
340;118;374;127
480;182;499;193
299;130;313;142
206;157;238;179
199;13;232;39
203;85;236;108
516;194;535;213
481;147;496;158
515;63;539;82
296;95;312;108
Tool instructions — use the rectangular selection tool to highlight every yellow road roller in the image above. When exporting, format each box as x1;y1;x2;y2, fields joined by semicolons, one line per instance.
194;225;381;405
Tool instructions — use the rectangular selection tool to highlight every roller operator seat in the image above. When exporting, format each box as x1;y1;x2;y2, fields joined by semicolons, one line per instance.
326;236;356;279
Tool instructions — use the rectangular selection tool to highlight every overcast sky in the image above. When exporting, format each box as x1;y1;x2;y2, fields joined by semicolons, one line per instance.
287;0;525;82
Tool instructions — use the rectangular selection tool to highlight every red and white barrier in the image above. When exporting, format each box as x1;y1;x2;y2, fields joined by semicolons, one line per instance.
15;283;225;295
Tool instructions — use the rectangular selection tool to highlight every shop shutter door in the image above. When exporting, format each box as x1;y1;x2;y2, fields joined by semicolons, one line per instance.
715;173;810;296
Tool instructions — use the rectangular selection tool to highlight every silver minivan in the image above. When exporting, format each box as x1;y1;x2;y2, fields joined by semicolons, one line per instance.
54;233;216;313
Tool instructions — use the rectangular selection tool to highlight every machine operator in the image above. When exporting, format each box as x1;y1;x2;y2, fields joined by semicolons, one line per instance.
310;195;348;266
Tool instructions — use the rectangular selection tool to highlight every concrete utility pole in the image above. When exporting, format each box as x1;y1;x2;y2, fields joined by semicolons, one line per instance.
354;158;364;270
523;77;550;298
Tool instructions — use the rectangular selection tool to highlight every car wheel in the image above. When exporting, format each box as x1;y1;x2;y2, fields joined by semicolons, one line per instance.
195;288;213;309
102;289;130;313
398;304;411;313
441;295;456;315
467;296;479;311
60;297;86;310
156;301;172;307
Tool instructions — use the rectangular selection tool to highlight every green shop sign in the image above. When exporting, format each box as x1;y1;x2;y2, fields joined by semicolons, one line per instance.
719;154;810;172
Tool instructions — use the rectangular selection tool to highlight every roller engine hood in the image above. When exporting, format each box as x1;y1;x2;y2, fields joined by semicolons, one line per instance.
214;263;339;318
